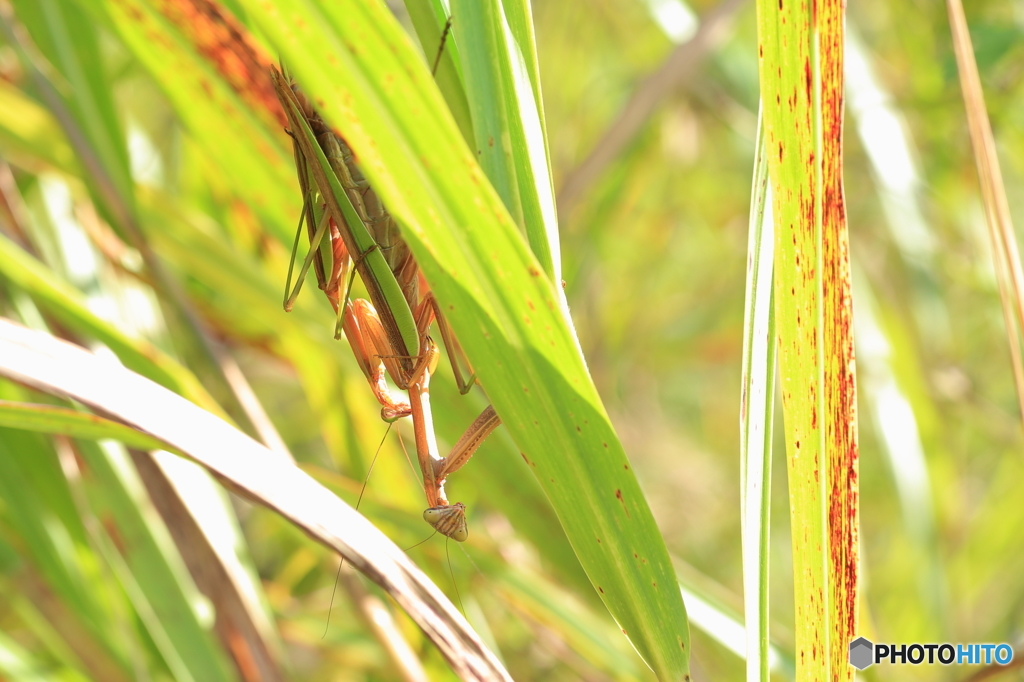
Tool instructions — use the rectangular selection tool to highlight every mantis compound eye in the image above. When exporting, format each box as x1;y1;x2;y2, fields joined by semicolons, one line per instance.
423;502;468;542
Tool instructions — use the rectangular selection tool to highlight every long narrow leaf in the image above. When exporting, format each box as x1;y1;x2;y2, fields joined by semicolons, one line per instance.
74;437;237;682
947;0;1024;424
755;0;858;678
91;0;295;236
739;111;775;682
453;0;560;282
0;400;173;451
403;0;474;144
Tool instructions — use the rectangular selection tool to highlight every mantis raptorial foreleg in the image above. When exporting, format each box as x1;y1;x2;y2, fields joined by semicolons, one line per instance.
339;299;414;421
419;405;501;542
343;287;500;542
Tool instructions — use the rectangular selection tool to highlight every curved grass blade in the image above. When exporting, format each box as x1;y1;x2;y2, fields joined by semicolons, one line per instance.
0;318;512;682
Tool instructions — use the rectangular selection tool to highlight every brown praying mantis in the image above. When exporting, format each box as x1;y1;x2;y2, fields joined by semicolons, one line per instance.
271;66;500;542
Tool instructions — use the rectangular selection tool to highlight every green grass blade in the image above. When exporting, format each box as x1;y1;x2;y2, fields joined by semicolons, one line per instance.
449;0;524;230
0;386;134;680
0;628;90;682
0;232;222;416
739;111;775;682
755;0;858;677
237;1;690;677
75;438;238;682
403;0;474;144
492;0;560;282
12;0;135;214
0;400;174;451
450;0;559;283
90;0;295;237
0;432;100;633
0;79;78;174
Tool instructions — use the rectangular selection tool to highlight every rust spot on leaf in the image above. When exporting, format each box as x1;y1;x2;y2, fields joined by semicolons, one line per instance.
615;489;631;517
805;57;813;101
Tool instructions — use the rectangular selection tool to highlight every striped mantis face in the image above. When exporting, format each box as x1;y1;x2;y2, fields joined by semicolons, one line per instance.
423;502;468;542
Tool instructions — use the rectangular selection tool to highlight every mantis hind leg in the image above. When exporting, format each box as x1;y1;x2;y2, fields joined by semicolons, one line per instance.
433;405;501;483
283;199;333;312
417;292;477;395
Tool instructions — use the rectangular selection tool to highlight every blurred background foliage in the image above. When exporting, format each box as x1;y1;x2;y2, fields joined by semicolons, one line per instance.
0;0;1022;680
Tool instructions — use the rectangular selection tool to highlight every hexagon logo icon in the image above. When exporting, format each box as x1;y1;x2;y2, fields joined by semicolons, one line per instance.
849;637;874;670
